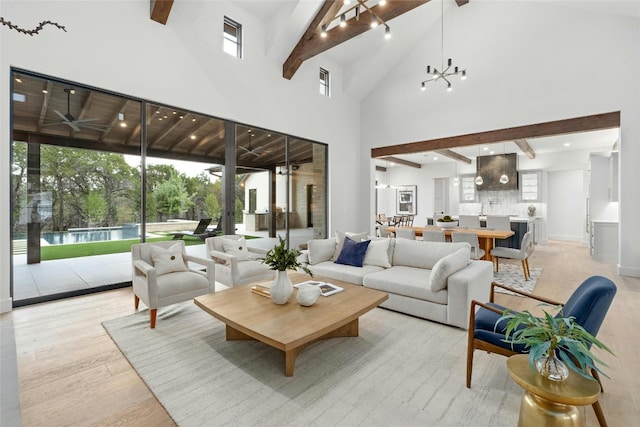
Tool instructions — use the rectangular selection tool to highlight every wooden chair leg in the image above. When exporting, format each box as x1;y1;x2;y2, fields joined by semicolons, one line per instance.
521;260;529;281
150;309;157;329
134;294;140;310
524;258;531;279
494;257;499;272
592;400;608;427
592;368;604;392
466;303;477;388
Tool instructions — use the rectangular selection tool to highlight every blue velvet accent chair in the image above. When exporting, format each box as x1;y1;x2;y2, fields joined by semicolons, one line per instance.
466;276;616;427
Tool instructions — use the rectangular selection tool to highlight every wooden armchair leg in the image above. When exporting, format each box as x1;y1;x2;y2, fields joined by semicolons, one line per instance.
150;308;157;329
134;294;140;310
592;400;608;427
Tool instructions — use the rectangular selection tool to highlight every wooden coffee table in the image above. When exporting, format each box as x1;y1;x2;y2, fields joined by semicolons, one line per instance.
194;272;388;376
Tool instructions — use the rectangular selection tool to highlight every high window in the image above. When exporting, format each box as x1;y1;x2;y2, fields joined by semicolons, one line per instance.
223;17;242;58
319;68;330;97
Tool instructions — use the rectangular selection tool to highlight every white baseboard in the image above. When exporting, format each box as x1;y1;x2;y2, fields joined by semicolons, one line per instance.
0;297;13;313
618;265;640;278
547;235;583;242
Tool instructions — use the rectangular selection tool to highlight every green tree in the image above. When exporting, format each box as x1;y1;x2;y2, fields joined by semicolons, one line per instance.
154;173;193;220
84;191;108;225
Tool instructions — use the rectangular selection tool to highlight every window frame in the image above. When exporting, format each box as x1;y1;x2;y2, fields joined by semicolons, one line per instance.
223;16;242;59
319;67;330;97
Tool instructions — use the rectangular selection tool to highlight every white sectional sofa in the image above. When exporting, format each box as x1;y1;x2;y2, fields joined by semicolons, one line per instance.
298;235;493;329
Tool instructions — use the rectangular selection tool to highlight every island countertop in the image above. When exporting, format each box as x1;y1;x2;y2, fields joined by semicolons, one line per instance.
428;216;536;223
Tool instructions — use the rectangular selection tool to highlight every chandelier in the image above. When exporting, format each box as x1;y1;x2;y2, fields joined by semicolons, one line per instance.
420;0;467;92
321;0;391;40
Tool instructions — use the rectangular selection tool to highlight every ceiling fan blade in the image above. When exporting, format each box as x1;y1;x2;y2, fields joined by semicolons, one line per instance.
53;110;69;121
64;121;82;132
238;146;260;156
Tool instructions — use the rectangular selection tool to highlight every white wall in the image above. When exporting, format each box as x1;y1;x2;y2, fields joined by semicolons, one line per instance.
0;0;364;311
363;1;640;276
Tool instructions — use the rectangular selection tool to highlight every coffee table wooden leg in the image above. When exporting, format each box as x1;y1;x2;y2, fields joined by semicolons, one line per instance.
284;318;360;376
226;325;254;340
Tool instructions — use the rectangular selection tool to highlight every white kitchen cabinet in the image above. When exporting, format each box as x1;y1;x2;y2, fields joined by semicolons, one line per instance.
519;170;541;202
591;221;618;263
459;175;476;203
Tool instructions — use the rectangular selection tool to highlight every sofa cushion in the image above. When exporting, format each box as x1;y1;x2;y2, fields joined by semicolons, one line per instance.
363;266;448;305
308;261;383;286
307;238;337;265
363;238;392;268
150;243;188;276
429;247;471;291
392;239;470;269
336;237;370;267
221;236;251;262
333;231;368;261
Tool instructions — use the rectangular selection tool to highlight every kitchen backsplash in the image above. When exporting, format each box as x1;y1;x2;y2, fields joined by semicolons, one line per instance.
458;190;544;218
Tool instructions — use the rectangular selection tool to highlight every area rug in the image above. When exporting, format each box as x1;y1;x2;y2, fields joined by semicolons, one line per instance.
103;302;522;427
493;263;542;296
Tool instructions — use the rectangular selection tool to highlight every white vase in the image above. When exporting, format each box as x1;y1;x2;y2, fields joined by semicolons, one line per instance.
270;270;293;304
296;283;321;306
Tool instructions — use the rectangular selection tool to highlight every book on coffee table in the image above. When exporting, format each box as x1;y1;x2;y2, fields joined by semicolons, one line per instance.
294;280;344;297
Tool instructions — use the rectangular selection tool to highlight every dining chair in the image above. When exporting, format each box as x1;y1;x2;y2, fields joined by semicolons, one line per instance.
422;229;446;242
486;215;511;230
466;276;617;426
458;215;481;229
451;231;485;259
490;231;534;279
395;227;416;240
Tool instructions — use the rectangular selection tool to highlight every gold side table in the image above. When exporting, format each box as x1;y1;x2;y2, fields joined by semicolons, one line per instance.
507;354;601;427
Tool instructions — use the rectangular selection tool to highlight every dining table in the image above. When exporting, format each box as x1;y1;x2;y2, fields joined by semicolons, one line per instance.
386;225;515;262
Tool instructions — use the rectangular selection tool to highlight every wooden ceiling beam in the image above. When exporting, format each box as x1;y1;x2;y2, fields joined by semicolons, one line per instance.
434;149;472;164
100;99;131;142
150;0;174;25
283;0;429;80
371;112;621;158
514;139;536;159
383;156;421;169
455;0;469;6
283;0;344;80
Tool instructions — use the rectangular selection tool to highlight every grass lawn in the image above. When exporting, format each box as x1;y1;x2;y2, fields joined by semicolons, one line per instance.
39;234;261;261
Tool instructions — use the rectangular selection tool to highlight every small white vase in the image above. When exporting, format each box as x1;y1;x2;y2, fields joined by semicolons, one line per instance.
296;284;321;306
270;270;293;304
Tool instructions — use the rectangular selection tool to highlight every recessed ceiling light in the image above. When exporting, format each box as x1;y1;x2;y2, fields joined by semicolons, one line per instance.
179;115;184;119
155;110;160;114
433;157;438;161
15;77;22;83
119;122;127;128
158;117;163;121
564;143;571;147
70;89;76;95
172;111;177;115
163;115;168;119
483;146;489;151
190;135;196;140
489;150;495;155
192;118;196;122
267;133;271;137
42;89;48;94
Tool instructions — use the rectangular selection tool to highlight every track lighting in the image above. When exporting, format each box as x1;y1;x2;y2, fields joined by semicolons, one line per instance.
319;1;389;40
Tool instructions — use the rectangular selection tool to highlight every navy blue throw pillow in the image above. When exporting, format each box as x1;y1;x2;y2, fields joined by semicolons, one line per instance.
336;237;371;267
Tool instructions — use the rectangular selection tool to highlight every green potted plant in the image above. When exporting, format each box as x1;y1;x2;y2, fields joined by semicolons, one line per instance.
498;305;614;381
436;215;458;229
261;236;311;304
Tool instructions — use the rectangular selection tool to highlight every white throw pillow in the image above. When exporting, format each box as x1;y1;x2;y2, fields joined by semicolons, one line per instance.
333;231;368;261
150;243;188;276
429;247;471;291
221;236;251;262
363;238;391;268
307;238;337;265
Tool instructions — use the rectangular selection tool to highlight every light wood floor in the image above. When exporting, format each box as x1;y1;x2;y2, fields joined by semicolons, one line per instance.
7;240;640;426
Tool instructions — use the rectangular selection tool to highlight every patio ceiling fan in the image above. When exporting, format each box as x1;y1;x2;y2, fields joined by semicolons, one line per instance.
238;140;270;156
42;88;109;132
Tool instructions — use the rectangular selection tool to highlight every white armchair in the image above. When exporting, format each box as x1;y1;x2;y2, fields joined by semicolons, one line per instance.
205;235;275;287
131;240;215;328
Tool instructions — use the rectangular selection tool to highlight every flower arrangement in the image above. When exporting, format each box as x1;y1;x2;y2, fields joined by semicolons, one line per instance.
261;236;311;276
437;215;456;222
498;305;614;381
527;205;536;217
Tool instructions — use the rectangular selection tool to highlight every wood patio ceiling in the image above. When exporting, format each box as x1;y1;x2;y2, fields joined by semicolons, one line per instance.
11;72;314;171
